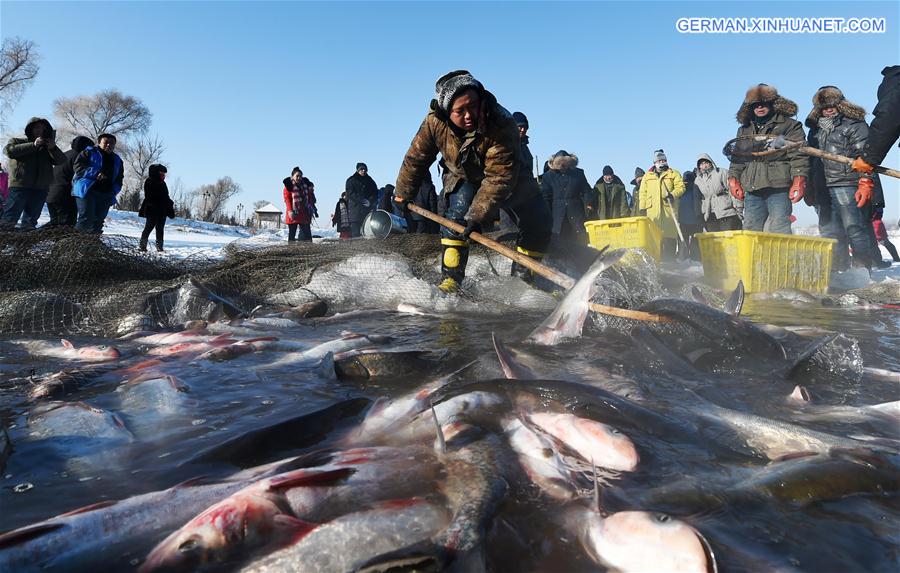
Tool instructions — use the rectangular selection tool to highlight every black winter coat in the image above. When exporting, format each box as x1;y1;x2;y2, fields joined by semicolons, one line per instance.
47;136;93;205
410;178;438;222
541;167;593;235
139;166;174;219
862;65;900;167
345;172;378;223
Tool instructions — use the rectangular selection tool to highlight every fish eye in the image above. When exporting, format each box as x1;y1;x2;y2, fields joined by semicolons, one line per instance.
609;428;621;435
178;537;201;553
654;513;672;523
98;345;108;350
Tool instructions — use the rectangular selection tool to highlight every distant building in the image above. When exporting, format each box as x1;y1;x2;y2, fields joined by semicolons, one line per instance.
255;202;283;230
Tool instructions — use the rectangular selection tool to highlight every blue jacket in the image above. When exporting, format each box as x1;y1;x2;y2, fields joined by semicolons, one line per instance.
72;146;123;200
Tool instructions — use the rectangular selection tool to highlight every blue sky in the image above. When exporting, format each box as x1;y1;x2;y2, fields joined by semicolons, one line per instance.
2;0;898;226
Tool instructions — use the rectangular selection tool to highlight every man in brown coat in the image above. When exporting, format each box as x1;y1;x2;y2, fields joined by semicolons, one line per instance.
394;70;551;293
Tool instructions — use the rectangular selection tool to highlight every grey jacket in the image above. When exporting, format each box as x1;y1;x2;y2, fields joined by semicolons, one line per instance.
694;154;742;221
806;114;868;189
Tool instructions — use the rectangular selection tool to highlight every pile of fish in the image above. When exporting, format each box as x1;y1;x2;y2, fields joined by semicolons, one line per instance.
1;248;898;572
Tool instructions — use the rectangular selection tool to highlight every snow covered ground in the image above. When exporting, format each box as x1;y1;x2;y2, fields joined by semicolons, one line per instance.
35;208;337;259
30;208;900;288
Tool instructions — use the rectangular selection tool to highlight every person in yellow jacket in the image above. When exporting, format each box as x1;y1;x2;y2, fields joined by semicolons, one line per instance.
638;149;685;259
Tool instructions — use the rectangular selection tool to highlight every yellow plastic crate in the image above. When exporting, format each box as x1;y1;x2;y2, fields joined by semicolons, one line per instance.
696;230;836;293
584;217;662;260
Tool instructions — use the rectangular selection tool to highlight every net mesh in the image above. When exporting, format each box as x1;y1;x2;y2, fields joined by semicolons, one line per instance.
0;228;661;337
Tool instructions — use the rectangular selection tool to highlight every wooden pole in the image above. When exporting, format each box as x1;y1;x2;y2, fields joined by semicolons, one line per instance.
797;146;900;180
406;204;671;323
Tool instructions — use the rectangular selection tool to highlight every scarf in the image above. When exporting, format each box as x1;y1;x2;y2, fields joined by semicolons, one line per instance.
817;115;836;142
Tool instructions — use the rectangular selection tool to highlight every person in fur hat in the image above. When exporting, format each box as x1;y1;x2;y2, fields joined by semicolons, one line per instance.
541;150;594;244
393;70;551;293
806;86;884;270
727;84;808;234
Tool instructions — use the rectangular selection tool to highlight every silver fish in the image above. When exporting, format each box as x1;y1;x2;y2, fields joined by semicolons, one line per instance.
240;499;450;573
527;247;624;346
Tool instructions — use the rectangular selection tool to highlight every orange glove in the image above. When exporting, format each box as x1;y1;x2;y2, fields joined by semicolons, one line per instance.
855;177;874;208
788;176;806;203
728;177;744;201
851;157;874;174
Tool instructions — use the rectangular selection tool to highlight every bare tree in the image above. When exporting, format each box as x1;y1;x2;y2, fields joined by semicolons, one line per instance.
117;133;165;211
0;37;40;122
167;176;191;218
253;200;269;210
53;89;151;142
193;176;241;222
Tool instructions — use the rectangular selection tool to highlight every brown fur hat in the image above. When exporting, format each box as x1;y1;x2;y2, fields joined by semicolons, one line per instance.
548;150;579;171
736;84;798;126
804;85;866;128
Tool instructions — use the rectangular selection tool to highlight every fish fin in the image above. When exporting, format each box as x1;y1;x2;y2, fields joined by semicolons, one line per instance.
781;333;840;379
61;339;74;349
171;475;215;489
353;539;448;573
492;333;536;380
0;523;65;549
788;385;811;404
270;449;338;473
772;451;819;462
684;348;713;365
632;326;699;375
431;403;446;455
691;286;709;306
724;280;745;316
268;467;355;490
56;499;118;517
591;458;602;514
272;514;318;543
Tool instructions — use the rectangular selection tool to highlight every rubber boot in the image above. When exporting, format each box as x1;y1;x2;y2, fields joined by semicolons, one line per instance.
139;238;148;252
156;242;164;253
439;239;469;293
510;246;544;285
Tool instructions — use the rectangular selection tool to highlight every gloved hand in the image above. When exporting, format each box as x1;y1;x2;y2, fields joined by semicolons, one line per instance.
312;207;319;218
728;177;744;201
393;195;411;214
664;192;675;204
851;157;875;174
462;219;482;239
788;176;806;203
855;177;874;208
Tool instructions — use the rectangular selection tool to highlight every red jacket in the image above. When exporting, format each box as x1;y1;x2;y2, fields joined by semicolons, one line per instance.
283;177;316;225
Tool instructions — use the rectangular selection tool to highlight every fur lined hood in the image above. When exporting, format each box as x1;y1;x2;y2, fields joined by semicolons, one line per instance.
548;150;579;171
804;86;866;128
736;84;798;126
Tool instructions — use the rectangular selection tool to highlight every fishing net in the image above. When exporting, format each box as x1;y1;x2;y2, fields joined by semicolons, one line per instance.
0;227;662;337
722;134;805;163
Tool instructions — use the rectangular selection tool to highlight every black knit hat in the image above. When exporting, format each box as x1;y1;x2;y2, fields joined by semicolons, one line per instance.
435;70;483;112
602;165;614;176
630;167;645;186
512;111;529;129
356;163;367;171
